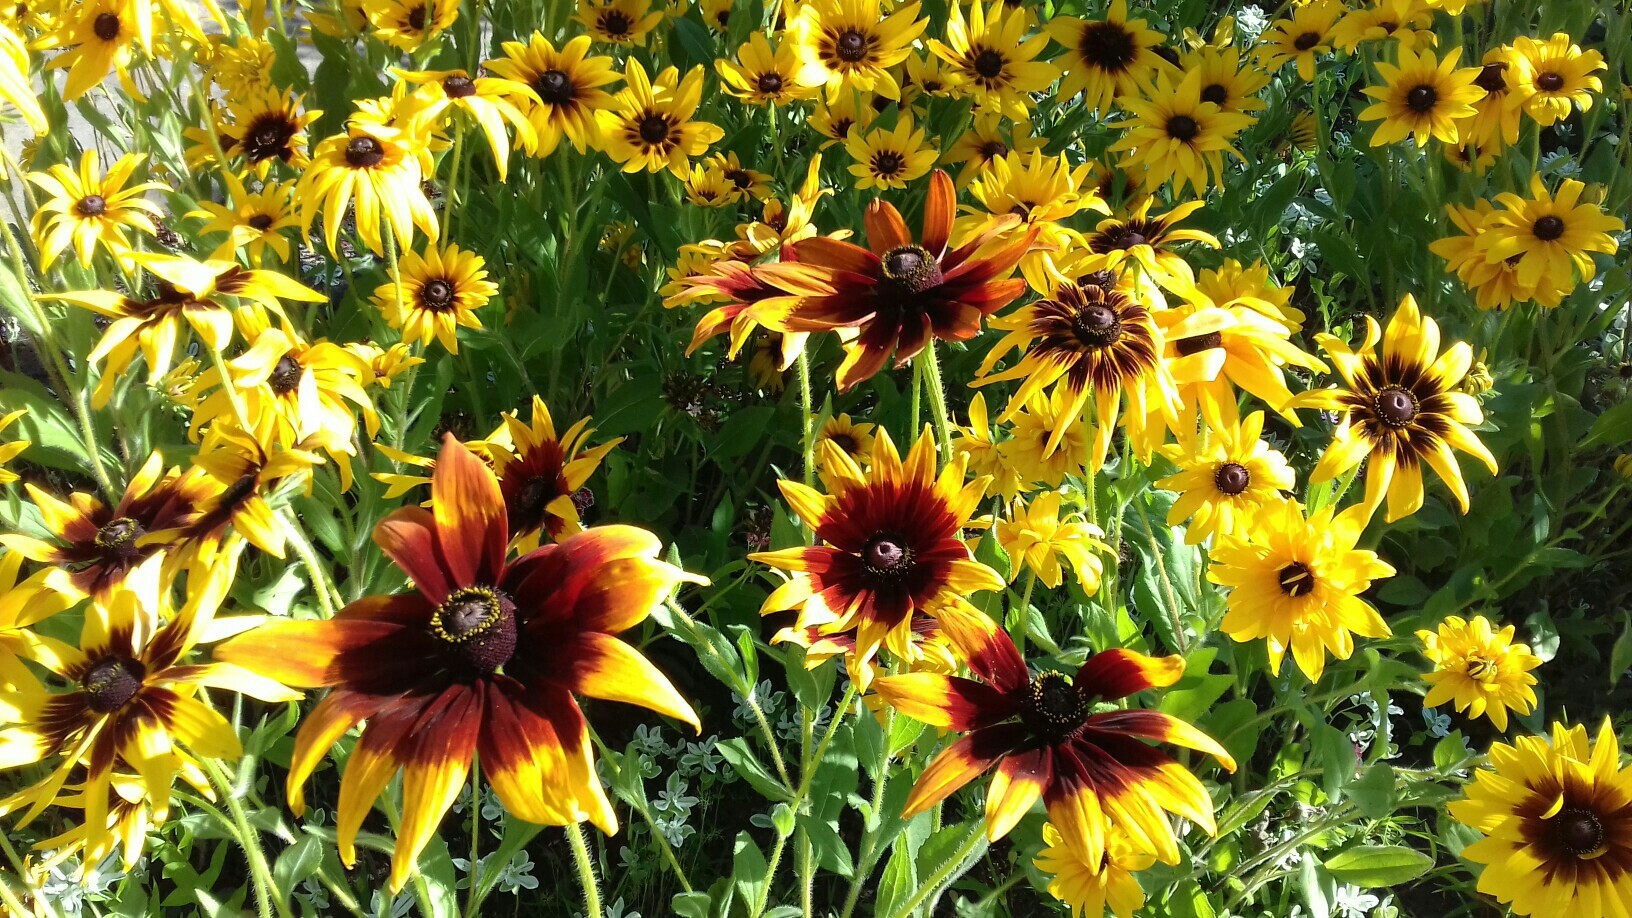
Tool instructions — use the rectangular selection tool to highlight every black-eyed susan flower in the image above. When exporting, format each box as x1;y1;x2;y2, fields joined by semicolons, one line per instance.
1450;720;1632;918
1331;0;1436;53
875;609;1235;863
683;162;743;208
1359;47;1483;147
752;429;999;688
994;492;1106;591
1509;32;1605;127
215;437;700;891
397;68;537;180
1109;69;1254;196
1180;45;1268;116
1035;823;1154;918
1457;49;1530;149
708;152;774;203
1002;386;1093;489
1046;0;1170;113
485;33;621;157
0;23;46;134
699;0;730;30
716;32;809;106
941;113;1044;187
1080;198;1219;305
844;114;937;190
25;774;158;874
485;396;621;550
42;0;145;101
372;242;497;354
575;0;662;46
953;393;1023;500
206;89;322;178
667;253;810;364
809;90;874;149
928;0;1056;120
958;149;1104;293
187;173;299;265
1156;412;1294;545
1256;0;1343;82
1417;615;1541;731
1482;176;1623;292
0;408;28;486
296;124;438;256
180;427;321;560
29;150;165;269
1296;294;1498;522
206;32;275;99
903;50;954;100
1209;500;1394;682
362;0;455;51
596;61;723;177
788;0;926;103
1196;258;1303;325
816;413;876;463
1430;200;1553;310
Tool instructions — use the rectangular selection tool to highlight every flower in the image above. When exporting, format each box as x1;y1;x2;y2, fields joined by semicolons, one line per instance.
187;173;299;265
296;124;439;256
1450;720;1632;918
1180;45;1269;116
1156;411;1296;545
596;61;724;177
1046;0;1171;114
43;0;145;101
1109;69;1254;196
929;0;1057;121
716;32;808;105
207;33;275;98
1209;500;1394;682
844;114;938;190
1079;198;1218;304
1257;0;1343;82
1002;386;1092;489
958;149;1104;292
788;0;926;103
815;413;876;463
1430;200;1558;310
0;23;46;134
373;242;498;354
750;429;999;688
0;408;28;486
208;89;322;178
363;0;456;51
397;68;538;180
215;437;700;891
874;609;1235;863
29;151;165;269
1296;294;1499;522
0;551;74;689
484;33;621;157
684;162;743;208
1034;823;1154;918
1481;176;1623;292
994;492;1106;591
1509;32;1605;127
1331;0;1436;53
709;152;774;202
1358;47;1483;147
1416;615;1541;731
485;396;622;550
575;0;663;46
941;113;1044;187
809;91;874;149
953;393;1023;500
179;427;321;560
1457;48;1529;149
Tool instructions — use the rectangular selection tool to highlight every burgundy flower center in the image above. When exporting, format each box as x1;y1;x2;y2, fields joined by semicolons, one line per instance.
536;69;574;105
76;195;107;217
1201;83;1228;106
1533;215;1565;241
1474;62;1507;94
1374;386;1418;427
93;11;120;40
1293;31;1321;51
419;278;456;311
516;475;556;521
1406;84;1438;113
1535;71;1565;93
725;168;752;189
269;355;302;395
1020;671;1087;743
1166;114;1199;141
639;115;672;145
431;586;518;675
1277;562;1315;598
979;139;1008;158
600;10;632;36
1555;808;1606;858
244;116;297;162
1078;22;1136;69
345;135;385;168
835;30;868;63
1071;301;1123;348
862;533;913;577
248;213;275;230
443;74;477;98
1214;462;1251;496
1174;330;1222;356
973;48;1005;79
95;516;146;557
82;656;145;713
880;244;942;294
756;72;784;94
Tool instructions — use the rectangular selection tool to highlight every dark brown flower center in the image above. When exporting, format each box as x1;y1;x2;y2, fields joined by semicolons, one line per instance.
756;72;784;94
1166;114;1200;141
1174;330;1223;356
243;115;297;162
1071;301;1123;348
1201;83;1228;106
1474;62;1507;94
880;244;942;294
871;149;906;178
1555;808;1606;857
1533;215;1566;241
430;586;517;675
639;114;672;145
76;195;107;217
95;516;146;557
93;11;120;40
82;656;145;713
1277;562;1315;597
516;475;556;521
406;4;426;30
420;278;456;311
1020;671;1087;743
443;74;476;98
835;29;867;62
600;10;632;36
1078;21;1136;69
269;355;301;395
1375;386;1418;426
829;116;854;138
1214;462;1251;495
1293;31;1321;51
247;214;275;231
828;433;858;454
862;534;913;577
536;69;574;105
726;168;752;189
1406;84;1438;113
1535;71;1565;93
345;135;385;168
979;139;1008;158
973;48;1005;79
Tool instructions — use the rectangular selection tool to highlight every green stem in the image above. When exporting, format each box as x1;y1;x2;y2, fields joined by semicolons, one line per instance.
205;758;292;918
463;760;481;918
793;680;858;800
798;350;815;490
1133;498;1188;654
566;822;603;918
1010;570;1036;659
887;821;985;918
667;604;794;788
280;509;341;618
916;342;954;459
839;707;895;918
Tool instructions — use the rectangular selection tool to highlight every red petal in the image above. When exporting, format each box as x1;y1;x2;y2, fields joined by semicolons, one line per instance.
921;170;954;257
375;507;451;605
430;434;508;589
505;525;667;634
933;603;1028;693
1075;649;1185;701
864;201;912;256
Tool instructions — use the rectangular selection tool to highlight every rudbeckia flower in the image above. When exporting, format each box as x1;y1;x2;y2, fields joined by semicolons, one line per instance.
195;88;322;178
397;68;538;180
1430;200;1553;310
1451;720;1632;918
874;609;1235;864
0;551;74;689
28;150;165;269
929;0;1057;121
1034;823;1154;918
1079;198;1219;305
1209;500;1394;682
485;33;621;157
575;0;662;46
953;393;1024;501
941;113;1044;187
1509;32;1605;127
994;492;1107;592
42;0;146;101
296;124;439;256
1358;47;1483;147
206;32;275;99
0;408;28;486
1179;46;1268;117
708;152;773;202
751;428;1000;688
1295;294;1498;522
596;60;724;177
187;173;299;265
1256;0;1343;82
958;149;1105;293
788;0;926;103
1331;0;1437;53
683;162;743;208
717;32;810;106
1109;69;1254;196
1481;176;1623;291
667;257;810;365
1156;411;1296;545
1456;49;1530;149
844;114;938;190
179;427;322;561
1046;0;1171;113
363;0;456;51
485;396;622;550
215;437;701;891
815;413;876;464
808;90;874;149
0;23;46;134
1002;386;1093;489
1416;615;1541;731
372;242;498;354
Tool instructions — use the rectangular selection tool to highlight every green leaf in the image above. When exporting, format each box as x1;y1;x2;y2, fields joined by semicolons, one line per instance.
873;840;918;918
1611;616;1632;686
732;831;769;912
1579;400;1632;448
272;836;323;893
1322;844;1434;888
671;892;712;918
1347;764;1398;820
717;738;793;803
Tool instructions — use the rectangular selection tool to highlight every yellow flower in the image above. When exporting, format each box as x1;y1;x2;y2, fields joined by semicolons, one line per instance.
1429;200;1562;310
995;492;1106;591
295;124;439;256
202;88;322;179
1358;47;1483;147
596;60;724;177
347;342;424;391
373;242;498;353
928;0;1057;120
1331;0;1437;53
1450;720;1632;918
1034;823;1154;918
958;149;1104;293
1617;453;1632;481
953;393;1023;500
362;0;456;52
683;162;742;208
1179;45;1268;116
1509;32;1605;127
1109;68;1254;196
187;173;299;266
809;90;874;149
1156;411;1296;545
1256;0;1343;82
717;32;809;105
1079;198;1219;305
575;0;663;46
940;113;1044;187
1480;176;1623;292
396;68;538;180
42;0;146;101
484;395;623;549
815;413;876;463
208;33;275;98
1417;615;1541;731
1046;0;1171;113
1209;500;1394;682
708;152;774;202
699;0;730;30
29;151;165;269
1194;257;1302;325
485;33;622;157
1457;48;1530;149
1;23;46;135
844;114;937;190
788;0;926;103
0;409;27;486
180;426;321;560
1003;386;1093;489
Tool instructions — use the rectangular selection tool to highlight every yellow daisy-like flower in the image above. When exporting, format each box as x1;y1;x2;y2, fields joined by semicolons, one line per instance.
1358;47;1483;147
296;124;439;256
1080;198;1219;307
396;68;538;180
1330;0;1437;53
1416;615;1541;732
708;152;774;203
575;0;663;46
1429;200;1563;311
1180;45;1268;116
0;409;27;486
994;492;1106;592
816;413;876;464
1109;69;1254;196
928;0;1057;121
373;242;498;354
953;393;1023;501
42;0;146;101
844;114;937;190
1195;258;1302;325
1002;386;1094;489
1256;0;1343;82
903;50;955;101
788;0;927;103
1156;411;1296;545
941;113;1044;187
208;33;275;99
1480;175;1624;291
1;22;46;135
699;0;730;30
1034;823;1154;918
809;90;874;149
717;32;809;106
1209;499;1394;682
1509;32;1605;127
204;88;322;179
485;33;621;157
1450;720;1632;918
1046;0;1170;114
187;173;299;266
958;149;1105;293
362;0;456;52
682;162;742;208
596;61;724;177
29;151;165;269
1457;48;1530;149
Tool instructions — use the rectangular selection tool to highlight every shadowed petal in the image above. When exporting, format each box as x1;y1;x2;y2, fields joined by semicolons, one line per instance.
430;435;509;588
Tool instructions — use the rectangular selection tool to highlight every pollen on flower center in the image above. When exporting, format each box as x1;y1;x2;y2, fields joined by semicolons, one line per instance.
1020;671;1087;743
76;194;107;217
419;278;456;311
973;48;1005;80
1535;71;1565;93
1277;561;1316;597
1406;85;1439;113
1553;807;1606;857
1174;331;1223;356
82;655;145;713
638;114;672;145
92;11;120;40
536;70;574;105
1166;114;1200;142
1078;22;1135;68
880;244;942;294
1533;215;1566;241
834;30;868;63
95;516;146;556
862;533;914;577
430;585;518;675
345;135;385;168
1071;302;1123;348
269;355;302;395
1214;462;1251;495
1375;386;1419;427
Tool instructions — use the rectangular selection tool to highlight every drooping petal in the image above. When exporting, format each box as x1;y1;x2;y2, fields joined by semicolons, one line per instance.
1075;649;1185;702
541;631;699;731
389;683;484;892
902;723;1029;817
